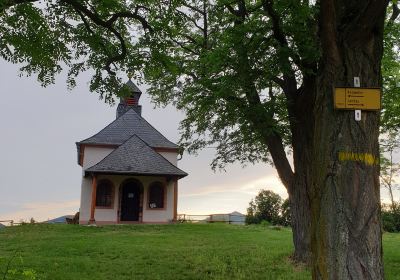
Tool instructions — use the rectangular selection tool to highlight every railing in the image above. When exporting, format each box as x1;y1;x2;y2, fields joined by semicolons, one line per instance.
177;214;245;224
0;219;59;226
1;214;246;226
0;220;15;226
0;220;40;226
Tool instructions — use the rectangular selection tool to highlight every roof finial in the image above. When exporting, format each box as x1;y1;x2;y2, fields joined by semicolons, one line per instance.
127;72;133;80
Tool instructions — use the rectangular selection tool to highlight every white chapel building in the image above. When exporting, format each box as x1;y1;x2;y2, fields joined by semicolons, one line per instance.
76;79;187;224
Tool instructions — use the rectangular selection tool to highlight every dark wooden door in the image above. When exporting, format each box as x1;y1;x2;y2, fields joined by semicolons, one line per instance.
120;182;141;221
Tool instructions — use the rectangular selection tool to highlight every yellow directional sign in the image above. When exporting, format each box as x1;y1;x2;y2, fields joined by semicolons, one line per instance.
334;87;381;110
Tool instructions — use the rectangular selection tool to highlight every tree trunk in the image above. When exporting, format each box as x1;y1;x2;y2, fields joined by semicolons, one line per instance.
288;93;315;263
288;174;312;263
266;134;312;263
308;1;388;278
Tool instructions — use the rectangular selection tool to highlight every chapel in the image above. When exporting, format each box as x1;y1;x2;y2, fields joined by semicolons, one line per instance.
76;79;187;224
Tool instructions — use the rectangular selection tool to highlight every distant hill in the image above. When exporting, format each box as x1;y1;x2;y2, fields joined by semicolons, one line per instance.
46;215;74;224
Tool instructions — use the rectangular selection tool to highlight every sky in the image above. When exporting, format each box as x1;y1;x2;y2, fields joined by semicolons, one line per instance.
0;61;286;222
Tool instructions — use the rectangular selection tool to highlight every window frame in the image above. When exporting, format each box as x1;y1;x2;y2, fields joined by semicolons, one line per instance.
95;179;115;209
147;181;166;210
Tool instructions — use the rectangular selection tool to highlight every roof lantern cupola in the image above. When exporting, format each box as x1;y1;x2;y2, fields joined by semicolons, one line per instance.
116;76;142;118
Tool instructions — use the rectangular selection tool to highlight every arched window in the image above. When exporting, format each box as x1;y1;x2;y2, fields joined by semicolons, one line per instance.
96;179;114;208
148;182;165;209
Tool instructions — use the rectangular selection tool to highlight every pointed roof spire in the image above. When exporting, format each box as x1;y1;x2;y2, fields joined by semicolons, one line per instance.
125;79;142;95
116;77;143;118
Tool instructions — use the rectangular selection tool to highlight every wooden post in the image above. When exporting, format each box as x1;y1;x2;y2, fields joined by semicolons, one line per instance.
89;175;97;224
173;178;178;222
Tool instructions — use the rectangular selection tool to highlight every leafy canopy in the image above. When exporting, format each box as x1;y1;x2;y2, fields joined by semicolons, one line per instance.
1;0;152;101
1;0;400;169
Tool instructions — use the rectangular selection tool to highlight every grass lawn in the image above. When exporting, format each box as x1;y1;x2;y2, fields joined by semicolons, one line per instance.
0;223;398;279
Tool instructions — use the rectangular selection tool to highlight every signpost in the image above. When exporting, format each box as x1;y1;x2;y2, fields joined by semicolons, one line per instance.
334;87;381;111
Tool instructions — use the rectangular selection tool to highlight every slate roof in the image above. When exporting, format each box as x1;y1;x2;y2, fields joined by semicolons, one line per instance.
77;108;178;149
85;135;187;178
125;79;142;93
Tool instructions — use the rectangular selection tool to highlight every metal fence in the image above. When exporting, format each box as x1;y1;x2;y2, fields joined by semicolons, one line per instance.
177;214;246;225
0;219;66;226
1;214;246;226
0;220;15;226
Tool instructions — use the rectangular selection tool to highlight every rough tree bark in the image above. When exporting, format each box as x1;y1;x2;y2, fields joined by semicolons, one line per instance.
306;0;389;278
266;133;312;263
287;83;316;263
287;170;312;263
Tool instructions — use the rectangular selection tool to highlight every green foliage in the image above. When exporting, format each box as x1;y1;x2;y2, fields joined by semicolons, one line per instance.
1;1;399;171
1;253;39;280
4;267;38;280
246;189;288;226
142;1;400;170
280;199;291;227
379;131;400;212
143;0;321;169
260;220;271;227
382;203;400;233
382;8;400;131
0;0;151;103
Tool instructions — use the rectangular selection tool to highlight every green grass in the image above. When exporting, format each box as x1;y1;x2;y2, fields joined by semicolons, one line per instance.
0;224;398;280
383;232;400;280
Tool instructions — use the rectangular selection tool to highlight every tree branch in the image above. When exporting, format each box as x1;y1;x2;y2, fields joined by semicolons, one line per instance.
272;76;285;89
182;2;205;15
231;9;294;187
105;10;152;31
266;134;294;188
388;2;400;26
175;9;205;33
225;4;240;17
182;34;201;46
60;0;151;75
170;38;200;55
261;0;304;69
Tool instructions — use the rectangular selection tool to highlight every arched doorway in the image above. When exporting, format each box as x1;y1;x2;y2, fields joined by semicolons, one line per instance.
119;179;143;221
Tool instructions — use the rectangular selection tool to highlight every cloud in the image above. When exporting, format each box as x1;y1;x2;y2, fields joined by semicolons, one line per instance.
180;174;287;198
0;199;80;222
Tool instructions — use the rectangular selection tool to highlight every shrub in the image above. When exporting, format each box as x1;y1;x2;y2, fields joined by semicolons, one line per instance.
246;190;286;226
279;199;291;226
382;203;400;232
260;220;271;227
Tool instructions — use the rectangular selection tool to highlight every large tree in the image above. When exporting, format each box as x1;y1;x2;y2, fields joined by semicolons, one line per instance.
1;1;400;279
144;2;399;279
